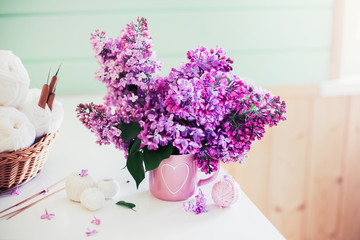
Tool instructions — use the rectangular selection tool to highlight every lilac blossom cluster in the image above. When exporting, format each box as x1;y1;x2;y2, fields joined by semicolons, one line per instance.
89;17;162;123
141;47;286;173
76;102;126;151
183;189;208;214
76;17;286;179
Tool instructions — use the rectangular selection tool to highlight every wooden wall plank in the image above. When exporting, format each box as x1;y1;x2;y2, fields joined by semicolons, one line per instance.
329;0;345;79
0;0;334;14
24;51;330;95
0;10;332;60
267;97;312;240
235;51;330;87
268;85;320;98
0;2;333;93
23;60;105;95
339;95;360;240
223;86;360;240
306;96;347;240
222;127;273;215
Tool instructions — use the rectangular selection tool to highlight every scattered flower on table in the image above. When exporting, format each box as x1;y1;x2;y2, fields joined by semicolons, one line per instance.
91;216;101;225
86;228;98;237
42;186;49;195
40;209;55;220
183;189;208;215
10;187;21;196
80;169;88;177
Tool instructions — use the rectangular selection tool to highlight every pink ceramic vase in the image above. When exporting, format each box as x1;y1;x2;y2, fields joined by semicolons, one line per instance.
149;154;219;201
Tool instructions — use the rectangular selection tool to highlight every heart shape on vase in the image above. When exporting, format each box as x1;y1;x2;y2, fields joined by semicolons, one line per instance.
161;163;190;194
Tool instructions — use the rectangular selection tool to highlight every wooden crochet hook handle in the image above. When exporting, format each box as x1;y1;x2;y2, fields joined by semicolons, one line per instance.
47;93;55;110
38;68;51;109
38;84;49;109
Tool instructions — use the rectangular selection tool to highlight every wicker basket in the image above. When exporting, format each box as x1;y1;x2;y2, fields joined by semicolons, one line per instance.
0;132;57;193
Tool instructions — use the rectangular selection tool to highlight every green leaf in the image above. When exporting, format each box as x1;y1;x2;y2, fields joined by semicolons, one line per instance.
249;104;255;112
129;138;141;155
143;144;173;171
121;121;141;142
116;200;136;211
126;147;145;189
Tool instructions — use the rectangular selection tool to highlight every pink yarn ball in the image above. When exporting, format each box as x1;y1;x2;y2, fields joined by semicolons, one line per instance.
211;175;240;208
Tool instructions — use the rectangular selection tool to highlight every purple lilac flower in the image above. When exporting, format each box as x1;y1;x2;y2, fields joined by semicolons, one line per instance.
90;17;162;121
76;17;287;177
76;103;128;152
80;169;88;177
91;216;101;225
183;189;208;214
11;187;21;196
42;186;49;195
86;229;98;237
164;46;286;173
40;209;55;220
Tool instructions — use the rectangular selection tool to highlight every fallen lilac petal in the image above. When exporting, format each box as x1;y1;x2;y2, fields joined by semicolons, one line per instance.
91;216;101;225
183;189;208;215
80;169;88;177
86;229;98;237
183;201;194;213
42;187;49;195
11;187;21;196
40;209;55;220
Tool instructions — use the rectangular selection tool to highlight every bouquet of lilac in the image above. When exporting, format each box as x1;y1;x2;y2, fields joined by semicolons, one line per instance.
76;17;286;188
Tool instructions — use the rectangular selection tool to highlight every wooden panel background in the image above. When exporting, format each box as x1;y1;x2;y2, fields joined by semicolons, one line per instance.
0;0;333;94
223;86;360;240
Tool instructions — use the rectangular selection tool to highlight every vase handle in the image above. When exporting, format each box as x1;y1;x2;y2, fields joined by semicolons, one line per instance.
197;167;220;187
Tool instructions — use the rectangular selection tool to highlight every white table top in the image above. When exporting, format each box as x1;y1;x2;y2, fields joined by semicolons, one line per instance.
0;95;285;240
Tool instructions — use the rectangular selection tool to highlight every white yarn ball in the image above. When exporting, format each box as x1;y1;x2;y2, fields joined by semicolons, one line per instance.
80;187;105;211
97;178;119;199
0;106;35;153
18;88;64;137
211;175;240;208
65;173;96;202
0;50;29;107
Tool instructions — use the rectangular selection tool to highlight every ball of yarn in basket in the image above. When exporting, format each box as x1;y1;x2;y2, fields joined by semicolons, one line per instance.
18;88;64;138
65;173;96;202
0;106;35;153
0;50;29;107
211;175;240;208
80;187;105;211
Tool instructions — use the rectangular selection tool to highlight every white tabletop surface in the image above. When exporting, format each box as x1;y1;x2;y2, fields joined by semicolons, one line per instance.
0;95;285;240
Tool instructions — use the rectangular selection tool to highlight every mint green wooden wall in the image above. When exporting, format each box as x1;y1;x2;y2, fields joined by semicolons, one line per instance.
0;0;333;95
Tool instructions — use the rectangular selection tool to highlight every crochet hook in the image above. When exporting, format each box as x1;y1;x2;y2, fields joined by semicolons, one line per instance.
38;68;51;109
47;84;56;110
48;63;61;94
47;64;61;110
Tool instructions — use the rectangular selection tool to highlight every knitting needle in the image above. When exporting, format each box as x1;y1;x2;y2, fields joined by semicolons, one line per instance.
1;187;65;220
0;178;65;215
